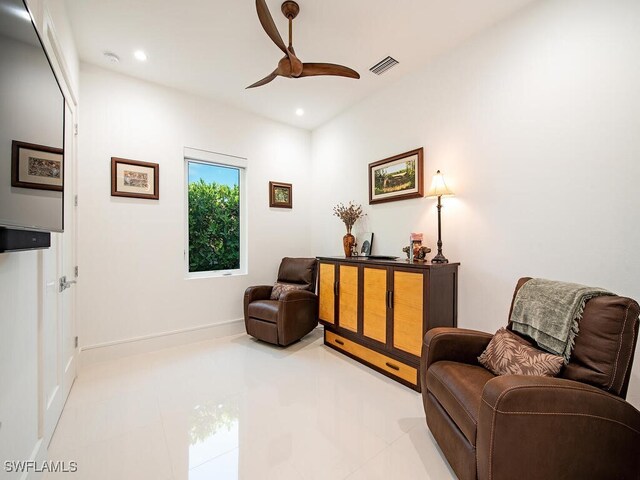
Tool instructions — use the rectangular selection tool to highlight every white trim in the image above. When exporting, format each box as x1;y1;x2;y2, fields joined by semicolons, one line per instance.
79;319;245;367
184;147;248;168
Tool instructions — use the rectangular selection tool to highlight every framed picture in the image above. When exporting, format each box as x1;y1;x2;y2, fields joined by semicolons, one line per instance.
359;232;374;256
111;157;159;200
368;147;424;204
11;140;64;191
269;181;292;208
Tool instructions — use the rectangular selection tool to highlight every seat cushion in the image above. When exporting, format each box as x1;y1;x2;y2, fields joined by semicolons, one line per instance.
247;300;279;323
426;361;495;446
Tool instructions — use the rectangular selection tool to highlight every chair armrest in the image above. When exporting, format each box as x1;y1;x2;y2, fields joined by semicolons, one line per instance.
280;289;317;302
422;327;493;371
243;285;273;321
477;375;640;480
278;290;318;345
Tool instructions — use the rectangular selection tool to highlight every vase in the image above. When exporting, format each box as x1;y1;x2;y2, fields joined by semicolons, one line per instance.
343;233;355;257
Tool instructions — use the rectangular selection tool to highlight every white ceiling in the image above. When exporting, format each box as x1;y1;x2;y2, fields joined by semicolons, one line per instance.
64;0;535;130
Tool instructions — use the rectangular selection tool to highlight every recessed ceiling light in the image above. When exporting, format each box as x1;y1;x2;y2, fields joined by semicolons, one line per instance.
103;52;120;64
134;50;147;62
295;108;304;116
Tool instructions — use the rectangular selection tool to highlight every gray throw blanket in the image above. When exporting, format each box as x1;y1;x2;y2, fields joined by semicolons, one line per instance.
510;278;613;363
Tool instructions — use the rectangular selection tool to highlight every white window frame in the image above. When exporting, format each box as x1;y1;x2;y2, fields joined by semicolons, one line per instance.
184;147;248;279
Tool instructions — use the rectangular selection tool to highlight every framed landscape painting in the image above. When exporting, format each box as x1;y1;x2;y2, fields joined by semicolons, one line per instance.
111;157;159;200
368;147;424;204
11;140;64;191
269;181;292;208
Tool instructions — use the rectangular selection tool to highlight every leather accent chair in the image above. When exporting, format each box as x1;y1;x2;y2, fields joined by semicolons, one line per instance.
244;257;318;346
421;277;640;480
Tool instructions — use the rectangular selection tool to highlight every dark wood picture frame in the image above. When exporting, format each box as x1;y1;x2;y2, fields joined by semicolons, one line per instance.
368;147;424;204
111;157;159;200
269;181;292;208
11;140;64;192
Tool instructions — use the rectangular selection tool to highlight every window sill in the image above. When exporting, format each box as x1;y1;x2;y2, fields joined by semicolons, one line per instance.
185;270;247;280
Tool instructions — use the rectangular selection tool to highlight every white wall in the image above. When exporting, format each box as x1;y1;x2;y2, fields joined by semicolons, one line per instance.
77;64;313;355
0;0;78;475
311;0;640;406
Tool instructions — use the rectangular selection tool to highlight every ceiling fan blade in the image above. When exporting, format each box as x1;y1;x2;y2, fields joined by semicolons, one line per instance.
256;0;288;56
246;70;279;89
300;63;360;79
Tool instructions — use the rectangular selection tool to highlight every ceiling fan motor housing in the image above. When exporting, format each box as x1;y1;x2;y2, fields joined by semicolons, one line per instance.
281;1;300;20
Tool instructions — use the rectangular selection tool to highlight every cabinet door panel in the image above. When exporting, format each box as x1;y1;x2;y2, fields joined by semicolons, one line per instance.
338;265;358;332
393;271;423;356
319;263;335;323
363;267;387;343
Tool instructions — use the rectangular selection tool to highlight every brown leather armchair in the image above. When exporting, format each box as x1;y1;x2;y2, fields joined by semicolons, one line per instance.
244;257;318;346
421;277;640;480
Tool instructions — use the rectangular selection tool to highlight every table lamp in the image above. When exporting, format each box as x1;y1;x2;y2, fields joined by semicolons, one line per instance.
426;170;454;264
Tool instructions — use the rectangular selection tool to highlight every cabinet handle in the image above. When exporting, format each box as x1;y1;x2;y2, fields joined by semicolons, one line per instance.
387;291;394;309
335;338;345;346
385;361;400;371
334;281;339;296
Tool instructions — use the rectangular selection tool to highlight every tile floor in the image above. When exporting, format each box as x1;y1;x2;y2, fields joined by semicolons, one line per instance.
45;328;456;480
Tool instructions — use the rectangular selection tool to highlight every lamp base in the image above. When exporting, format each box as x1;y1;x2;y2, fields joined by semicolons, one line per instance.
431;253;449;264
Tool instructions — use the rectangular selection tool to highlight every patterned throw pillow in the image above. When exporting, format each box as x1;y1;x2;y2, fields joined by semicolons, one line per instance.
270;282;307;300
478;328;564;377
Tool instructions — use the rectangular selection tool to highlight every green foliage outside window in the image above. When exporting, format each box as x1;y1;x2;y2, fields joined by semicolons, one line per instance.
188;179;240;272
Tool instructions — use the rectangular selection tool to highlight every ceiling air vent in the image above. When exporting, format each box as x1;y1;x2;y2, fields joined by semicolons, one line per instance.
369;56;399;75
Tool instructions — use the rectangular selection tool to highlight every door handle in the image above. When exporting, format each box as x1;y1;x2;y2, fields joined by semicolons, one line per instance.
59;275;77;293
385;362;400;371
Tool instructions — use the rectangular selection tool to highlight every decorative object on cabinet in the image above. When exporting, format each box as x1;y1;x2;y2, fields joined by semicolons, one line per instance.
269;181;292;208
426;170;453;263
12;141;64;191
359;232;373;256
402;245;431;261
421;277;640;480
317;256;458;391
244;257;318;346
111;157;159;200
368;148;424;204
333;202;365;257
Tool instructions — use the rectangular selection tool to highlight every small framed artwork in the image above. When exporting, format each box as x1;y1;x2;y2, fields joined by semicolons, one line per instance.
11;140;64;191
359;232;374;256
368;147;424;204
111;157;159;200
269;181;292;208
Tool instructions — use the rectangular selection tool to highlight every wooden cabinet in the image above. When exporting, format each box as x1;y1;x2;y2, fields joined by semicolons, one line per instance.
317;257;459;391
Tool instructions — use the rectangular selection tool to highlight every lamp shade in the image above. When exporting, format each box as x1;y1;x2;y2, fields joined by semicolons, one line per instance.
426;170;454;197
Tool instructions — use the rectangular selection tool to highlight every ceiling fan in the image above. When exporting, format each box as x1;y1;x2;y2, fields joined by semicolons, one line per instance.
247;0;360;89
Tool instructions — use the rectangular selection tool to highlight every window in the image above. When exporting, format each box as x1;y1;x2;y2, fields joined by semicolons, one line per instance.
185;149;246;277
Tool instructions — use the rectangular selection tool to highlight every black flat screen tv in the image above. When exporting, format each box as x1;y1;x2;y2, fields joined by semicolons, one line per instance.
0;0;65;239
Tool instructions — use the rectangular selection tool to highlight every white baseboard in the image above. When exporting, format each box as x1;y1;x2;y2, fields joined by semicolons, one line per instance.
79;318;245;368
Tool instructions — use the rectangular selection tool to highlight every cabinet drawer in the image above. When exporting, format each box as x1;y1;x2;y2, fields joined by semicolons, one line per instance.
326;331;417;386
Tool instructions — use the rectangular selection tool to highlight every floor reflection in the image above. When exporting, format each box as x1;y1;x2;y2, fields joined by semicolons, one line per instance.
188;401;239;478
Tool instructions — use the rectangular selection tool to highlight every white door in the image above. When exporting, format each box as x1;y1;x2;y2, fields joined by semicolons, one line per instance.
40;100;77;447
60;101;78;407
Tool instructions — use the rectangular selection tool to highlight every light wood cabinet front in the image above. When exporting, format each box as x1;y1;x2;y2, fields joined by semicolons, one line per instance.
363;267;387;343
393;271;424;356
319;263;335;323
338;265;358;332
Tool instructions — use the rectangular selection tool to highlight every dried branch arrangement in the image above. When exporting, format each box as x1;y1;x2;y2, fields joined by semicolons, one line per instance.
333;202;365;234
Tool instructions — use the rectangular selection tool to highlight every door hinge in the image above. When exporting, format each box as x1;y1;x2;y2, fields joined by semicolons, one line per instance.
74;195;78;206
74;123;78;136
74;266;79;278
74;336;78;348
